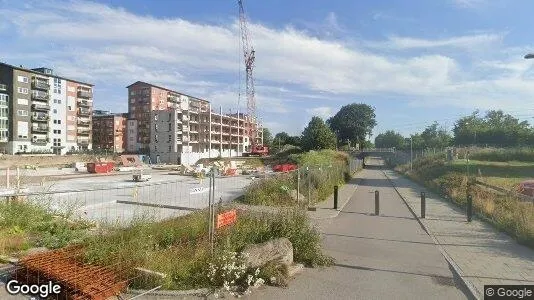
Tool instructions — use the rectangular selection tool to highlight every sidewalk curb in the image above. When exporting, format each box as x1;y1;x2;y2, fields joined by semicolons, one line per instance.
308;178;361;220
382;170;480;300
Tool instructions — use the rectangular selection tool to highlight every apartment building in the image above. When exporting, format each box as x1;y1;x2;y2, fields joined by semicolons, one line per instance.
0;63;93;154
92;111;127;153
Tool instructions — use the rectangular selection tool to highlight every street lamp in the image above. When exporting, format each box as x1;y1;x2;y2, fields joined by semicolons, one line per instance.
410;136;413;171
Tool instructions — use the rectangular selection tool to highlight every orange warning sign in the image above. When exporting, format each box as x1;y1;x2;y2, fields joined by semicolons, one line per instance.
216;210;237;229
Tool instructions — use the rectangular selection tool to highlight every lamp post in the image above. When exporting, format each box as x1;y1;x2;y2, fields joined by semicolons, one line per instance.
410;136;413;171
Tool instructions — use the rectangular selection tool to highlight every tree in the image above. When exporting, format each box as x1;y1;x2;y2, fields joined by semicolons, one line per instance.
421;122;452;149
274;132;290;145
327;103;377;147
301;116;336;151
375;130;405;149
262;128;273;147
286;136;301;147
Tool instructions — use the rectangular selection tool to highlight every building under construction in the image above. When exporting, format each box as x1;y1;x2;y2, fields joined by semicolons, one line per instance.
126;81;263;165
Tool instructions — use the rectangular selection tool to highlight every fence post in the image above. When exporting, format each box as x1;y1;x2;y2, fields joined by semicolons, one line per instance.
466;194;473;222
297;168;300;204
375;190;379;215
421;192;426;218
334;185;338;209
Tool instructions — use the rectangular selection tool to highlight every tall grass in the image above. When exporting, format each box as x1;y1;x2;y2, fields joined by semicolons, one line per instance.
468;148;534;162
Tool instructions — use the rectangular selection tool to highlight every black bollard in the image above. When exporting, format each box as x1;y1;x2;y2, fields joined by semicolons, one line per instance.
334;185;339;209
467;195;473;222
421;192;426;219
375;190;379;215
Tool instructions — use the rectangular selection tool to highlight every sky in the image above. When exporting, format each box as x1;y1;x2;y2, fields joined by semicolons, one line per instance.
2;0;534;138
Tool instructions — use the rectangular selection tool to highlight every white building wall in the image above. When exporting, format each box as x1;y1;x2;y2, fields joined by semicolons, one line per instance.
49;78;67;154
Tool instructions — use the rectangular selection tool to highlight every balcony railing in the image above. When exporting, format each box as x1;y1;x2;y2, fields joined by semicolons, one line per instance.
32;126;49;133
0;84;7;91
32;104;50;111
32;138;48;145
77;90;92;99
31;91;49;102
77;99;91;107
32;113;49;122
77;139;90;145
77;119;91;126
77;129;90;135
78;108;90;116
32;81;50;91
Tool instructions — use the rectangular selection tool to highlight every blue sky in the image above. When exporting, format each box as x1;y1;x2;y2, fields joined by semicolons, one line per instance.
3;0;534;138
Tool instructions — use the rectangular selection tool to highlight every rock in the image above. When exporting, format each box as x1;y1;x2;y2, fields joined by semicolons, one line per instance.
287;189;306;202
242;238;293;268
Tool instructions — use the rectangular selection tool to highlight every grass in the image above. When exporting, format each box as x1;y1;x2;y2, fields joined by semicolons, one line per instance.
450;159;534;190
82;207;332;290
240;150;358;207
0;200;92;256
395;155;534;248
467;148;534;162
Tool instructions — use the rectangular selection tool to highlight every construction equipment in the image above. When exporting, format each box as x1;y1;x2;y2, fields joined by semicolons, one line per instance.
238;0;269;157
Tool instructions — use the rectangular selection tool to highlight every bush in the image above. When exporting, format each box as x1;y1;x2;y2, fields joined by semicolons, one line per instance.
469;148;534;162
242;173;296;206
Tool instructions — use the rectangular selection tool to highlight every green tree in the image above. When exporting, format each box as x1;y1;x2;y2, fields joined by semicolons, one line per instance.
262;128;273;147
301;117;336;151
421;122;452;149
374;130;405;149
327;103;377;146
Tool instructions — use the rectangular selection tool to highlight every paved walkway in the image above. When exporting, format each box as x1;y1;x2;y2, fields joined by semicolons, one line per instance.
384;170;534;299
249;166;470;299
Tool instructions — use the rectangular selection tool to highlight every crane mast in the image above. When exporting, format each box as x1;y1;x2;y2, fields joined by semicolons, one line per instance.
238;0;257;150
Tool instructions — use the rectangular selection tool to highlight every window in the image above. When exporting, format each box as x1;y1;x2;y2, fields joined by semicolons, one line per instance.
17;98;28;105
154;134;158;142
53;99;62;104
53;138;62;147
154;124;158;132
17;87;28;94
53;78;62;94
0;94;8;105
168;123;172;131
154;114;158;121
17;76;28;83
67;106;72;111
168;145;172;152
53;119;61;124
53;129;62;134
17;110;28;116
53;109;57;114
168;135;171;142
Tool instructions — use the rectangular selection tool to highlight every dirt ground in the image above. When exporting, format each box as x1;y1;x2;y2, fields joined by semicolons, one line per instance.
0;154;119;169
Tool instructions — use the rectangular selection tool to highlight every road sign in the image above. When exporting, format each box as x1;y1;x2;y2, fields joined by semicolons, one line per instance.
216;209;237;229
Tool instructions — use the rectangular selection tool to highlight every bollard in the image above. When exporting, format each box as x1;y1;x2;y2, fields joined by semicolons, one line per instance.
334;185;339;209
421;192;426;219
375;190;379;215
466;194;473;222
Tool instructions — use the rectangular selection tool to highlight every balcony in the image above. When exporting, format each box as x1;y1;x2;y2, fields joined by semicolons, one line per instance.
32;104;50;111
0;84;6;91
32;137;48;145
78;108;90;116
77;99;91;107
167;95;179;103
182;127;189;132
31;91;49;102
77;139;90;145
32;113;49;122
77;119;91;127
32;80;50;91
32;125;48;133
190;107;199;114
77;128;90;135
77;90;92;99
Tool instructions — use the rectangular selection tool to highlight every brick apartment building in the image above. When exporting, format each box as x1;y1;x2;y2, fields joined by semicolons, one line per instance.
92;111;127;153
0;63;93;154
126;81;263;164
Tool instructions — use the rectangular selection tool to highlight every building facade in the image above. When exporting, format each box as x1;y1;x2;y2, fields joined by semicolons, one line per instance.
0;63;93;154
92;112;127;153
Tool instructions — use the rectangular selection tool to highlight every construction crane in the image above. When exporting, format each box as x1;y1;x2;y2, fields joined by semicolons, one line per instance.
238;0;269;157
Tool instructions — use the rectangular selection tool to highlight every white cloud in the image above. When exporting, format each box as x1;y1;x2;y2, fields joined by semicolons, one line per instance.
369;33;504;50
306;107;334;120
452;0;487;8
1;0;534;134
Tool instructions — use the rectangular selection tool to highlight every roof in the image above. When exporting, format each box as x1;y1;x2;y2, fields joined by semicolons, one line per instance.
126;81;209;103
0;62;94;86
